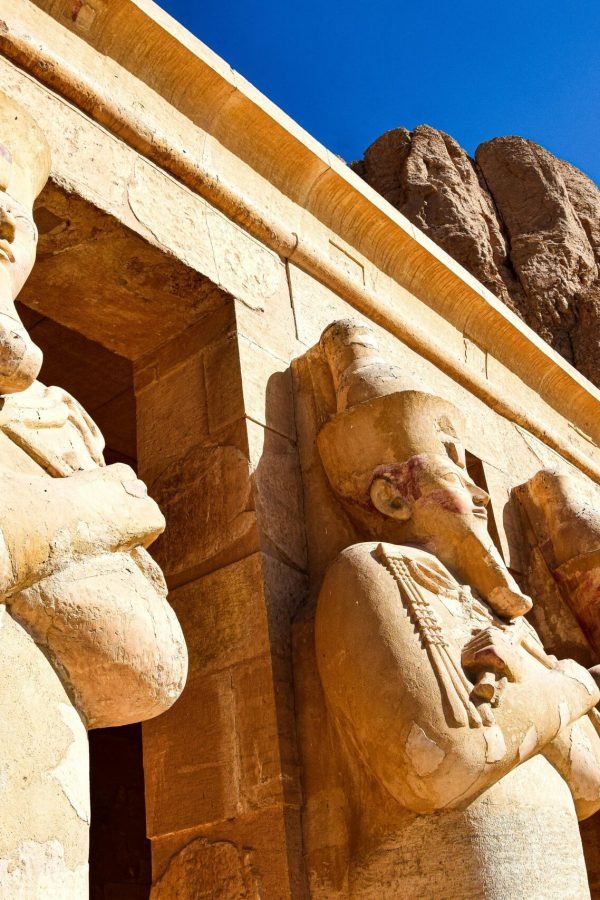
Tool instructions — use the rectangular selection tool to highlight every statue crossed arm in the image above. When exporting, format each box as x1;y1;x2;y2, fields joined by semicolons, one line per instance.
0;96;187;737
317;541;600;816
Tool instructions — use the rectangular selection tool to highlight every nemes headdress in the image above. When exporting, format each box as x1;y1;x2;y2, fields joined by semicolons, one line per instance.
317;320;466;506
0;92;51;206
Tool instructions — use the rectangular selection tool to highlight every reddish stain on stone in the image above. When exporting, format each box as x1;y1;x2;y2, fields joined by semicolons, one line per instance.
372;456;427;503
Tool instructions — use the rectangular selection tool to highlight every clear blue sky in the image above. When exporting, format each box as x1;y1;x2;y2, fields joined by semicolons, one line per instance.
160;0;600;185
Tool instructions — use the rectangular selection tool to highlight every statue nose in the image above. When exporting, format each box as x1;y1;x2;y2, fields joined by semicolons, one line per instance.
473;487;490;507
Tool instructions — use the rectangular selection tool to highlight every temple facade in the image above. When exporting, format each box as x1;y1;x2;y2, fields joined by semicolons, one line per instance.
2;1;600;897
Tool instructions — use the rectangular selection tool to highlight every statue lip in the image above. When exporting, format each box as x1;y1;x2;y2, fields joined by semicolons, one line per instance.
472;508;488;519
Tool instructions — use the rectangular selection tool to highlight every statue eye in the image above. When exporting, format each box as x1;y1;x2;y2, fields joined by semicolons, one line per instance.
441;472;463;487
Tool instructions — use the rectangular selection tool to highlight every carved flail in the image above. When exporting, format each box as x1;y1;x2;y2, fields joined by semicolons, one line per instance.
375;543;484;728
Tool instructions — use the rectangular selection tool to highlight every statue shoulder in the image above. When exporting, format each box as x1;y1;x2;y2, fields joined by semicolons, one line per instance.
323;541;457;595
319;542;387;597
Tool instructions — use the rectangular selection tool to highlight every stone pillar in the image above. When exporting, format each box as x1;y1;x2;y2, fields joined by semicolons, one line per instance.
135;297;308;896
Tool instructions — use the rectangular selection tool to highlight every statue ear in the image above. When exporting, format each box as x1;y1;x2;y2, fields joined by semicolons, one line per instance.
370;478;412;521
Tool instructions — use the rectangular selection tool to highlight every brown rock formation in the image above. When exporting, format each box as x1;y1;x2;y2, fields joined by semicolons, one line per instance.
351;126;600;387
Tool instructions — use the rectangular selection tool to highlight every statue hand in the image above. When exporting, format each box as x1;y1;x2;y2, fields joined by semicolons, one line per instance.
68;463;165;552
462;627;523;681
462;627;524;706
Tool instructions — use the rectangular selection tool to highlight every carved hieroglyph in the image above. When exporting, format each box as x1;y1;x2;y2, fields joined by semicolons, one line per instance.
0;95;187;897
313;320;600;898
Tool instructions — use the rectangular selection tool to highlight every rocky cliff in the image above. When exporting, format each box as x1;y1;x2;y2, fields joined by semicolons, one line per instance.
350;127;600;387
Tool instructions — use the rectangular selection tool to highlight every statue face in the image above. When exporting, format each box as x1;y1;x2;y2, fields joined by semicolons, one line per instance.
371;453;490;542
370;452;533;614
411;455;489;523
0;150;38;299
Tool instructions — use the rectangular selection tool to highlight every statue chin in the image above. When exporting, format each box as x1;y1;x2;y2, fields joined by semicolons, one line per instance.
488;585;533;618
0;327;42;394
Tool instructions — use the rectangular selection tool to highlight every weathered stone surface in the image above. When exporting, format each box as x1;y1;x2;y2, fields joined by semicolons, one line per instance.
143;553;304;838
249;421;307;570
516;470;600;658
24;182;227;361
353;127;600;386
134;313;260;584
149;806;306;899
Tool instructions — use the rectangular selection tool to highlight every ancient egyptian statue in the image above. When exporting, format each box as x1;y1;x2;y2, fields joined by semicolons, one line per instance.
314;319;600;898
0;95;187;895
